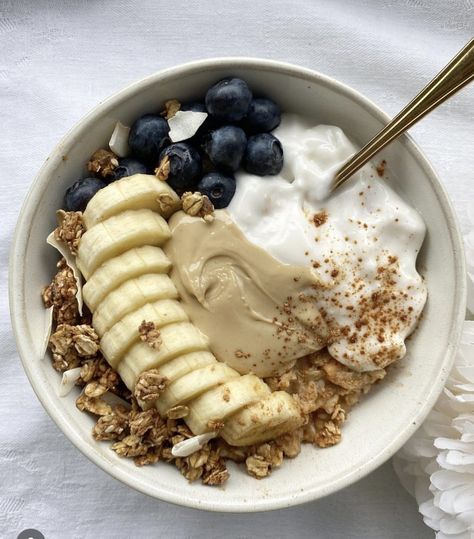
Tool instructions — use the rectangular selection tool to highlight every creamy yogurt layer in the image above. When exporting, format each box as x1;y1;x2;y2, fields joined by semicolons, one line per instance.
228;114;427;372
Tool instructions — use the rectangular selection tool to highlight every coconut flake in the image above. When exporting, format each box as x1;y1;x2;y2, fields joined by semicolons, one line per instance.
39;306;54;360
171;431;217;457
47;231;83;315
109;121;130;157
58;367;82;397
168;111;207;142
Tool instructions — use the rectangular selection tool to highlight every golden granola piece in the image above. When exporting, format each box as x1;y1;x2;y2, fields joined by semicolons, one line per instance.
155;155;170;181
181;191;214;222
167;405;189;419
157;192;179;214
245;442;284;479
275;429;303;458
112;434;150;458
161;99;181;119
76;393;113;416
134;369;168;402
138;320;162;350
134;447;161;467
54;210;84;255
42;258;79;325
49;323;99;372
87;149;119;178
207;419;224;431
92;406;129;441
322;359;385;392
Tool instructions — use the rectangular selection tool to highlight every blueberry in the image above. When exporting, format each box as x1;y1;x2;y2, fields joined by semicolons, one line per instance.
197;172;236;209
181;102;207;113
246;98;281;132
204;125;247;172
64;177;106;212
128;114;170;165
159;142;202;192
244;133;284;176
205;78;252;122
112;157;147;181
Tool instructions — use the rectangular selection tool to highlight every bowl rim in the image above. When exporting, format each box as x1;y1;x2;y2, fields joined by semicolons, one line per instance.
9;56;467;512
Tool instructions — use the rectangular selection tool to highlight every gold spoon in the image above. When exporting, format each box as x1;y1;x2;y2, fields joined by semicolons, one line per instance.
332;37;474;191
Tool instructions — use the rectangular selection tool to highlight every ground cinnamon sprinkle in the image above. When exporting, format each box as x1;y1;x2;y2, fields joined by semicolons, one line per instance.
376;160;386;177
312;210;328;227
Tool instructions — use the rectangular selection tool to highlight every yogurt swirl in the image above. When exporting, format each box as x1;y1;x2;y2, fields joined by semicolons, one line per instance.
228;114;427;372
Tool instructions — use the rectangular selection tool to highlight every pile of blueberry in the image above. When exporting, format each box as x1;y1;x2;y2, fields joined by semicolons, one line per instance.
65;77;283;212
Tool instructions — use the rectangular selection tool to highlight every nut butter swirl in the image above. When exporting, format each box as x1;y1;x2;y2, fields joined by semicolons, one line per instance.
165;211;327;377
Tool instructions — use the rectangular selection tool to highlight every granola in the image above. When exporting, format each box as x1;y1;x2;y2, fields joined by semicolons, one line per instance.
134;370;168;402
87;149;119;178
138;320;162;349
54;210;84;255
181;191;214;222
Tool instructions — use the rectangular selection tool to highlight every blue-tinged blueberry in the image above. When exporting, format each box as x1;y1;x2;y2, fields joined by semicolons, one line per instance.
111;157;147;181
246;98;281;132
181;102;207;113
128;114;170;165
64;177;106;212
197;172;236;208
205;78;252;122
158;142;202;192
243;133;283;176
204;125;247;172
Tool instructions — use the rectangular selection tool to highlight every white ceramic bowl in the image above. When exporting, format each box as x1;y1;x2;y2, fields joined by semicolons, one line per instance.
10;58;466;512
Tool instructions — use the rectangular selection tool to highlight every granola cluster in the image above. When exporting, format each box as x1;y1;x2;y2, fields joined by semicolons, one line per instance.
42;258;80;325
87;149;119;179
181;191;214;222
54;210;85;255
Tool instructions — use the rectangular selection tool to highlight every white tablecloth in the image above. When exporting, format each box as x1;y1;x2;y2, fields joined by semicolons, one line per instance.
1;1;473;538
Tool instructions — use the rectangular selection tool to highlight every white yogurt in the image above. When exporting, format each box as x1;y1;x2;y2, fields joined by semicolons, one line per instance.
228;114;427;372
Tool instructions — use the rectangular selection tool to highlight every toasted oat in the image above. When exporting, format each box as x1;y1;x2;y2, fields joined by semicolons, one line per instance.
134;369;168;402
167;405;189;419
49;323;99;372
245;442;284;479
87;149;119;178
322;359;385;392
156;192;179;214
76;393;113;416
155;155;170;181
275;429;303;458
202;450;229;486
54;210;84;255
161;99;181;119
42;258;79;326
181;191;214;222
134;447;162;467
92;406;129;441
138;320;162;349
112;434;150;458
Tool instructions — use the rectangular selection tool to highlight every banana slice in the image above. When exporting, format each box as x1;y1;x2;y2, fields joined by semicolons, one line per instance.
221;392;303;447
83;246;171;311
83;174;181;228
117;350;216;392
102;311;208;369
121;322;209;373
156;363;240;415
77;209;170;279
186;374;271;435
93;276;181;336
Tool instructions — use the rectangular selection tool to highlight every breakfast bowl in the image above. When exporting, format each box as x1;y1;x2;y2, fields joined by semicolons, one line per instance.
9;57;466;512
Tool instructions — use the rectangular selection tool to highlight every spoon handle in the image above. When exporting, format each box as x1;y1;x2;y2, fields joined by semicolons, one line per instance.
332;38;474;190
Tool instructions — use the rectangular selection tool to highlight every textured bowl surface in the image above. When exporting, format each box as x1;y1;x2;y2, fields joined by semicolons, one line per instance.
9;58;466;512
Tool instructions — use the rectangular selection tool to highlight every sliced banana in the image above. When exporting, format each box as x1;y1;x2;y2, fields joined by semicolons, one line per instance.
83;246;171;311
121;322;209;373
186;374;271;435
93;275;181;336
221;392;304;447
77;209;170;279
83;174;181;228
156;363;240;415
